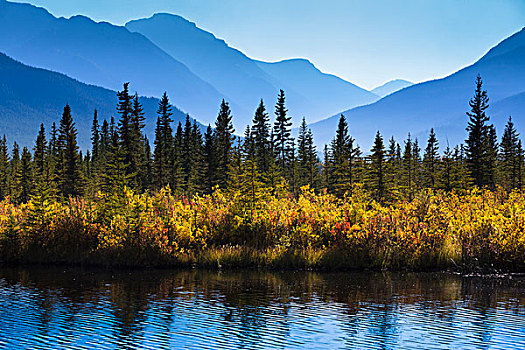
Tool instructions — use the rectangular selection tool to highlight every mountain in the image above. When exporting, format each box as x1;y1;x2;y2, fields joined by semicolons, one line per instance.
0;0;226;124
126;13;378;127
309;28;525;151
254;59;379;123
371;79;413;98
0;52;191;148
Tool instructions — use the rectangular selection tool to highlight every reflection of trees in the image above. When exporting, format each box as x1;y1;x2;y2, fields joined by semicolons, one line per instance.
0;267;523;349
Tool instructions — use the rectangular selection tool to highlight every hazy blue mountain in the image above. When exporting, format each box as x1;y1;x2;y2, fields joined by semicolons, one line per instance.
255;59;379;123
0;0;226;124
309;27;525;151
0;52;193;149
371;79;413;98
126;14;378;127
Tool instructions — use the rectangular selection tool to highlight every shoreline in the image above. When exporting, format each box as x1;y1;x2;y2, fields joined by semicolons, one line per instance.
1;247;523;276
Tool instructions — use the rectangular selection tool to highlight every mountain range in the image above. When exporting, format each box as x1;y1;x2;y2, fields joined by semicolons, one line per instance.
371;79;413;98
0;0;524;153
309;27;525;150
126;13;378;127
0;52;188;148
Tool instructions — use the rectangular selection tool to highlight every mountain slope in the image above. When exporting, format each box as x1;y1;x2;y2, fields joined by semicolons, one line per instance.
0;52;191;148
126;14;378;127
255;59;379;123
0;0;226;124
371;79;413;98
310;27;525;150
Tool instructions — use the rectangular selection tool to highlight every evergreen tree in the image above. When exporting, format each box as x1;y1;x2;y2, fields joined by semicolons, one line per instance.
33;123;47;179
153;93;174;189
91;109;100;162
297;118;318;188
403;133;415;200
368;131;387;202
386;137;401;191
252;99;271;174
0;136;9;200
9;142;20;198
131;93;146;189
214;100;235;188
16;147;33;203
465;75;493;188
328;115;360;196
423;128;439;188
412;138;423;192
273;89;292;172
500;116;520;190
204;125;217;193
57;104;83;197
485;125;498;189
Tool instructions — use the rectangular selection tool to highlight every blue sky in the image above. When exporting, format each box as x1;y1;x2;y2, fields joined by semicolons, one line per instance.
13;0;525;90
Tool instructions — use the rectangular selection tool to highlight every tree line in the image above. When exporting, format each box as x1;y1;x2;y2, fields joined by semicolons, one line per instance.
0;75;523;205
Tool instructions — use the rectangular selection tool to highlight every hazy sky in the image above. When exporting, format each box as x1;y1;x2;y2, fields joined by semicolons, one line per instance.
13;0;525;89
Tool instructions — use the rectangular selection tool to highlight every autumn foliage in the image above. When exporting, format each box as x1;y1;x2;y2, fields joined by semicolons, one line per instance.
0;186;523;271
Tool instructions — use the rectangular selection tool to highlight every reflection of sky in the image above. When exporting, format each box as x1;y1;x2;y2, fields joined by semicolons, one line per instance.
11;0;525;90
0;277;524;349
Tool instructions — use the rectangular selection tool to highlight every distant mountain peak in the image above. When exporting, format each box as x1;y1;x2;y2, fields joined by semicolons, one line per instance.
481;26;525;61
264;58;316;68
371;79;413;98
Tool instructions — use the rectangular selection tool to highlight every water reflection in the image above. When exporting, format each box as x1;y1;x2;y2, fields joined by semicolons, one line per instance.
0;267;523;349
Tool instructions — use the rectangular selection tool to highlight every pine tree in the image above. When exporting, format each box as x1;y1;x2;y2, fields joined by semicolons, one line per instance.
33;123;47;179
0;136;10;200
252;99;271;174
9;142;20;198
153;93;174;189
485;124;498;189
204;125;217;193
131;93;146;189
91;109;100;162
423;128;439;188
57;104;83;197
214;100;235;189
328;115;360;196
273;89;292;172
500;116;520;190
368;131;387;202
16;147;33;203
465;75;493;188
401;134;415;200
297;118;318;188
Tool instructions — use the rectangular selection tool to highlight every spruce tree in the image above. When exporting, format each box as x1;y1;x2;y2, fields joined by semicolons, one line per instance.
273;89;292;172
297;118;318;188
500;117;520;190
33;123;47;179
0;136;10;200
91;109;100;162
153;93;174;189
328;115;360;196
57;104;83;197
204;125;217;193
465;75;492;187
16;147;33;203
214;100;235;188
402;134;414;200
252;99;271;174
131;93;146;189
423;128;439;188
9;142;20;198
368;131;387;202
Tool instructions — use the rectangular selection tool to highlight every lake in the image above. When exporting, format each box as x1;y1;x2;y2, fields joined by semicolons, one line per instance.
0;267;523;349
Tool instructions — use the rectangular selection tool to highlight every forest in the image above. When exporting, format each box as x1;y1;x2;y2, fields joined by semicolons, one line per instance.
0;75;523;271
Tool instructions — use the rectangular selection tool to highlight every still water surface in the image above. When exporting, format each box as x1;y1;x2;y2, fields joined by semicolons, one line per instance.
0;267;523;349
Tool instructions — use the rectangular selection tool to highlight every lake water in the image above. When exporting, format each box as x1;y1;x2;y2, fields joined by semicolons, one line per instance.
0;267;523;349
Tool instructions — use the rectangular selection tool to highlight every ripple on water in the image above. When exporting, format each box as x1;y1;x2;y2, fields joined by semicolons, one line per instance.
0;268;523;350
